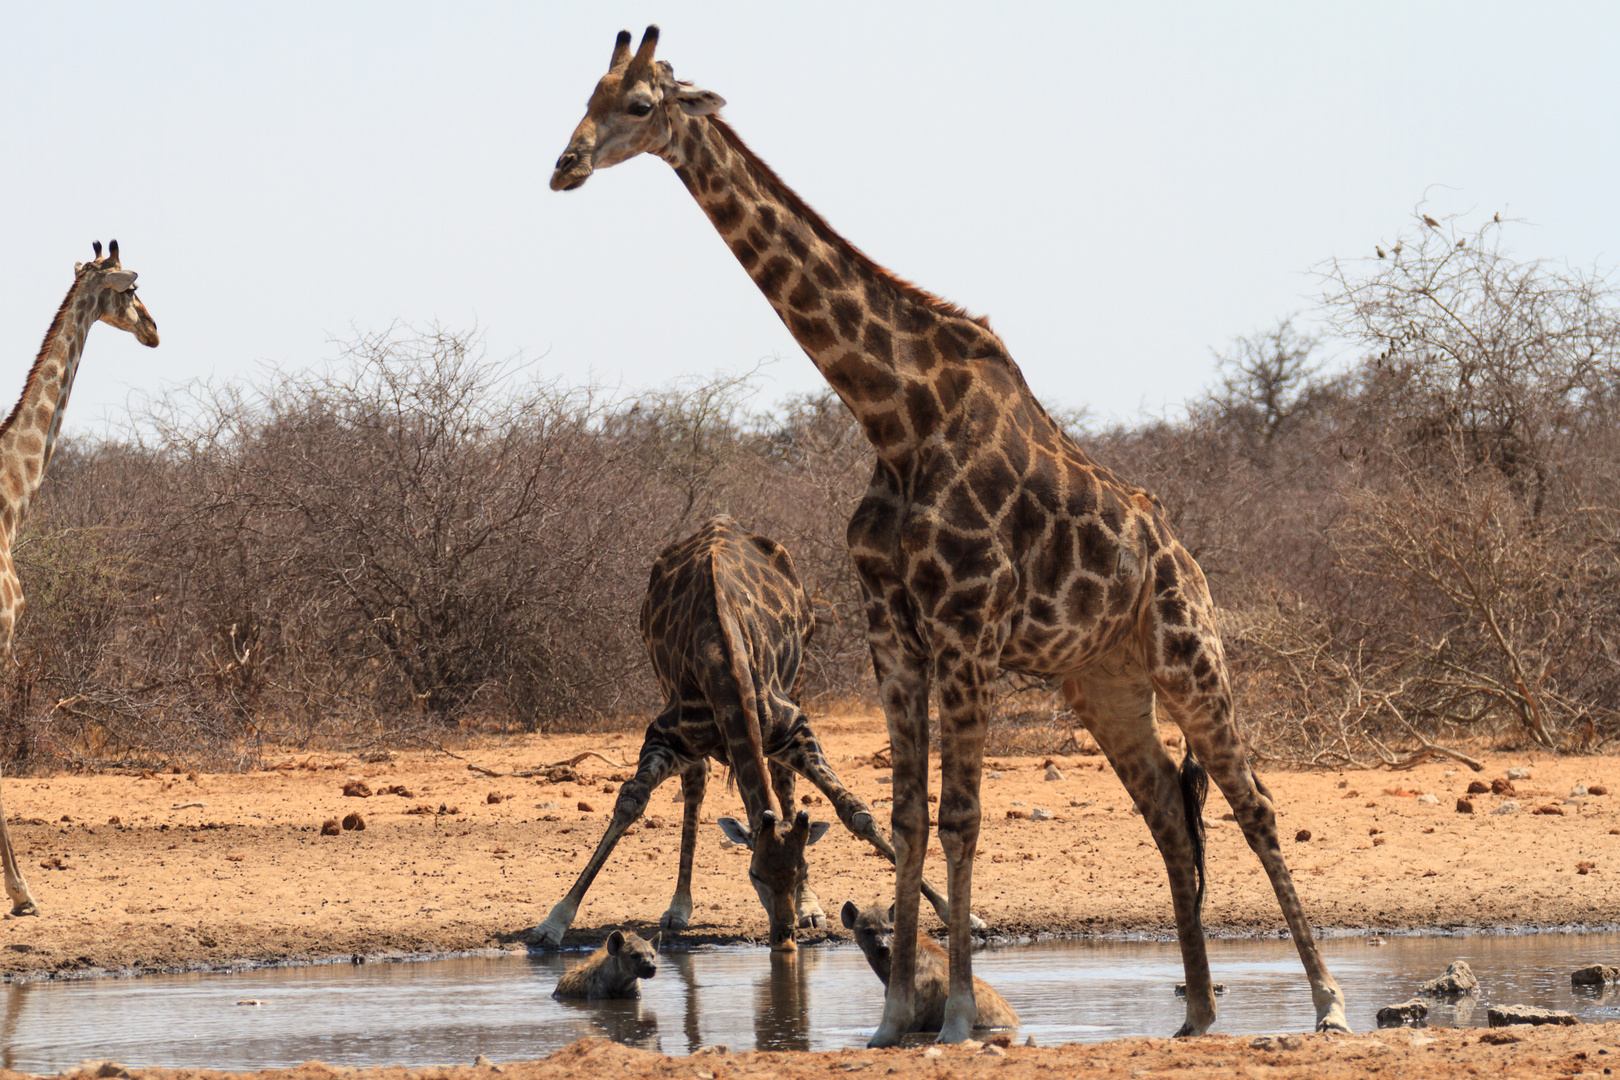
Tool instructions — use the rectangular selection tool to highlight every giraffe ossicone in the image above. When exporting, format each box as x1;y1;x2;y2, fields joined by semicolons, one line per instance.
551;27;1350;1043
0;241;159;917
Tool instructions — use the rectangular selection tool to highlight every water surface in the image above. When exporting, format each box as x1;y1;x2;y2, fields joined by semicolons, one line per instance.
3;932;1617;1071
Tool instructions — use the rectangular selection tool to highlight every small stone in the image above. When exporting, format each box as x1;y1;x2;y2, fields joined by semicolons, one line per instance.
1456;798;1474;814
1417;959;1480;998
342;780;372;798
320;819;341;836
1572;964;1620;986
1570;785;1589;799
1030;807;1054;822
693;1043;730;1055
1417;793;1439;805
875;774;893;784
1376;998;1429;1027
1491;800;1520;815
341;812;365;831
1023;1035;1037;1048
1577;861;1596;874
1506;767;1532;780
1492;778;1517;796
1044;763;1063;781
1467;780;1490;794
487;792;505;804
1486;1004;1577;1027
1533;804;1565;816
536;801;558;810
960;1039;983;1051
473;1054;501;1071
1587;784;1609;796
923;1047;944;1059
1295;829;1312;842
980;1044;1006;1057
577;801;594;813
1005;810;1028;820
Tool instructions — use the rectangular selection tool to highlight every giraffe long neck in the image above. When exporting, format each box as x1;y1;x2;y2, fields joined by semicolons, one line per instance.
661;115;1013;458
0;275;95;545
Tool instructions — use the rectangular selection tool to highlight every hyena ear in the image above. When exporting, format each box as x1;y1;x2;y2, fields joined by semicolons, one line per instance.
648;930;662;951
717;816;752;848
606;930;625;955
840;900;860;930
887;903;896;923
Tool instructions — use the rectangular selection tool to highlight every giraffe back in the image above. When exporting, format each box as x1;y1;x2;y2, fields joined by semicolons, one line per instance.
638;514;814;760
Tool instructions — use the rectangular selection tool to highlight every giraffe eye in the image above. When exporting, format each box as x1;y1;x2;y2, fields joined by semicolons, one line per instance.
626;100;654;118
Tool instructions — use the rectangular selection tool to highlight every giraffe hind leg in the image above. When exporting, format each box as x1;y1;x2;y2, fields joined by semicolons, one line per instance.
661;760;709;932
1065;670;1217;1036
1168;691;1351;1033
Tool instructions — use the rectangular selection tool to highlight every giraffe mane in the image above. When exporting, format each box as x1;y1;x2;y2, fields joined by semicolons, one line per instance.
0;272;83;443
706;116;993;333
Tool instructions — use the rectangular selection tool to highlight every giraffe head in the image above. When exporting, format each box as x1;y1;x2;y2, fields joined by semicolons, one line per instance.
717;809;831;953
551;25;726;192
76;240;159;347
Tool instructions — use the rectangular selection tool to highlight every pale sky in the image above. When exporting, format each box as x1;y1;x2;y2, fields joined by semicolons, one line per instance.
4;2;1618;438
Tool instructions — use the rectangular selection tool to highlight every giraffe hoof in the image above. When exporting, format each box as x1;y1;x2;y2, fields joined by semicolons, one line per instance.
798;912;826;930
9;902;39;918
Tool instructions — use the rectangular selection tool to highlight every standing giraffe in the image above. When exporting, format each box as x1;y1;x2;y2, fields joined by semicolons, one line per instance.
550;28;1350;1044
534;515;965;951
0;240;159;916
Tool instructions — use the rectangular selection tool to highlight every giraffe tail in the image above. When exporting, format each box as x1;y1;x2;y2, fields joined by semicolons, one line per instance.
1178;753;1210;914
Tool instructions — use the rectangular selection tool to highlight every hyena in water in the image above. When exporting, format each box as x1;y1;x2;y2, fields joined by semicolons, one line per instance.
552;929;661;1000
841;902;1018;1031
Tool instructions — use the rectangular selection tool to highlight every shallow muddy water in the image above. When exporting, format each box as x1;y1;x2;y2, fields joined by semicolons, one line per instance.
4;932;1619;1071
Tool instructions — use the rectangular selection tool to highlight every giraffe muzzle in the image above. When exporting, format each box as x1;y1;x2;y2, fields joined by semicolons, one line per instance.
551;149;593;191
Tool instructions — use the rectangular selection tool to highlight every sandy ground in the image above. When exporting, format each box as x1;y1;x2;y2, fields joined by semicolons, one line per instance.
1;711;1617;1078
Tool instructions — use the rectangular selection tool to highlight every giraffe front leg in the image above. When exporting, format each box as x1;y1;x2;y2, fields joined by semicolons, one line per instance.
661;761;709;932
0;770;39;917
533;732;682;948
867;650;931;1048
933;657;993;1045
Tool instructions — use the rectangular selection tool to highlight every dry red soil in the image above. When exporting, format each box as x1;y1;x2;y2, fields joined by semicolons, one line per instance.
2;712;1617;1079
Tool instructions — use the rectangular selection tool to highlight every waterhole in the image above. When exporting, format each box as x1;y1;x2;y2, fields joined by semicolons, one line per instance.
3;932;1617;1070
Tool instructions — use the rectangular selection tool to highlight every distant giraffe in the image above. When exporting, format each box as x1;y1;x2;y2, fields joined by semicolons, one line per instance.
550;27;1350;1044
533;515;965;951
0;240;159;916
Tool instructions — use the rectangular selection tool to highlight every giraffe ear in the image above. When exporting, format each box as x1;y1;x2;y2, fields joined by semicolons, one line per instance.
673;85;725;117
100;270;137;292
717;816;753;849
